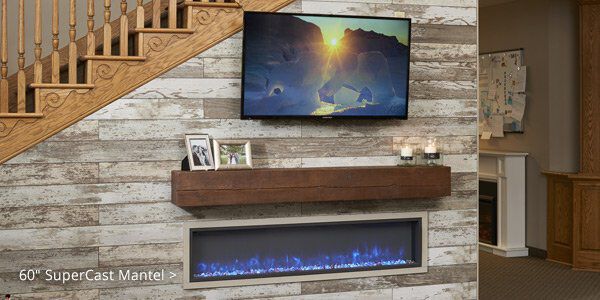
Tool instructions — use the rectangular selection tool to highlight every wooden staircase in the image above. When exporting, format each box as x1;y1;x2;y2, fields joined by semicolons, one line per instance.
0;0;293;164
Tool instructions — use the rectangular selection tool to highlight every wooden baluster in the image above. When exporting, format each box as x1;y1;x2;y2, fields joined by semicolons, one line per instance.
17;0;26;112
152;0;161;28
136;0;145;29
169;0;177;29
52;0;60;84
0;0;8;113
103;0;112;55
120;0;128;56
34;0;42;113
87;0;95;56
69;0;77;83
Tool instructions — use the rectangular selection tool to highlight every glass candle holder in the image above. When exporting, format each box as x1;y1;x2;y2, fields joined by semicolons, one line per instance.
421;138;443;166
398;144;416;166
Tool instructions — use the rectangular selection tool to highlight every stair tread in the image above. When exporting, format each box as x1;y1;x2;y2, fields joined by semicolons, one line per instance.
80;55;147;62
131;28;195;34
0;113;44;118
30;83;95;89
182;1;241;8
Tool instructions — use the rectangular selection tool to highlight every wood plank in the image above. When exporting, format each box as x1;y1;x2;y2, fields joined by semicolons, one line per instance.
301;1;476;26
5;140;185;164
410;80;476;100
411;62;476;81
429;209;477;228
253;158;303;169
299;264;476;294
0;163;98;187
0;248;98;273
99;161;180;183
298;154;476;172
0;205;99;229
11;290;99;300
300;117;476;138
299;190;476;217
98;119;302;141
125;78;241;99
393;0;477;7
275;289;392;300
409;99;477;118
172;166;451;207
429;226;477;247
99;243;181;267
392;282;476;300
99;282;301;300
412;43;477;62
0;223;181;251
428;245;477;266
203;98;243;119
203;58;241;78
0;182;171;208
251;137;393;159
160;57;204;78
99;202;302;225
412;24;476;44
88;98;203;120
46;120;99;142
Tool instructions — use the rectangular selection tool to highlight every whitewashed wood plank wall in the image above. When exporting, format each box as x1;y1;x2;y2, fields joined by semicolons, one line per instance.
0;0;478;298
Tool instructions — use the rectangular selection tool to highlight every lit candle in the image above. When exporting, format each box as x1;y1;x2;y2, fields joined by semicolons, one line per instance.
400;146;413;157
424;145;437;154
424;138;437;154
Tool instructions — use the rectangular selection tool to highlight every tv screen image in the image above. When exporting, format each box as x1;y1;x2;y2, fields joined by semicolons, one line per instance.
241;12;411;119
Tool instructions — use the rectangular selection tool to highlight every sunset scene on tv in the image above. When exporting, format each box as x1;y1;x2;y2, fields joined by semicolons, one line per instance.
242;13;410;117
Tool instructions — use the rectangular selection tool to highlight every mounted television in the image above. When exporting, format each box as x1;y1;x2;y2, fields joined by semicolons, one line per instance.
241;12;411;119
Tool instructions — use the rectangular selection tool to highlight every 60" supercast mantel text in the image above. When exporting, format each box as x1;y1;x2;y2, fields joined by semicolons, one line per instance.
19;269;166;284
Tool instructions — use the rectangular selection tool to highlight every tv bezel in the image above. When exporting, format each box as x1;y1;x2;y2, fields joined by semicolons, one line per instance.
240;11;412;120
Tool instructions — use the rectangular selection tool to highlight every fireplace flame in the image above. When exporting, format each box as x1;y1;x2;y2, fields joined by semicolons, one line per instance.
194;245;414;279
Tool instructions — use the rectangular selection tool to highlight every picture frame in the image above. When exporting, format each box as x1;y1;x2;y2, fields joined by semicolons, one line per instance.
184;134;215;171
213;140;253;170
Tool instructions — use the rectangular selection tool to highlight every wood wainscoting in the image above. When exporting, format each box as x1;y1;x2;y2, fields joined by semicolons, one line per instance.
571;174;600;271
544;172;573;265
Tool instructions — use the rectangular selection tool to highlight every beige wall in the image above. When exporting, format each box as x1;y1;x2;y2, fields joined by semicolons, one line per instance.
479;0;579;250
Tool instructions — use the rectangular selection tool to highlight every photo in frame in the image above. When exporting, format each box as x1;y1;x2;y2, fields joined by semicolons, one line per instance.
185;134;215;171
213;140;253;170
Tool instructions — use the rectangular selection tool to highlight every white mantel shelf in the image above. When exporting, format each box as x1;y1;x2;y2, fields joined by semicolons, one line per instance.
479;150;529;257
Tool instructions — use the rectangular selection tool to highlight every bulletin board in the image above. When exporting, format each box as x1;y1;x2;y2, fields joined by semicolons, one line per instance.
479;49;527;138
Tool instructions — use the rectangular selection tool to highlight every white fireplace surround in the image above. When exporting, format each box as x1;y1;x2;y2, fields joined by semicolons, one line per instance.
183;212;428;289
479;150;529;257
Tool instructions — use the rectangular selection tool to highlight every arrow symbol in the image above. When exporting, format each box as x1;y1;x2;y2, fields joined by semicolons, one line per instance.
169;272;177;279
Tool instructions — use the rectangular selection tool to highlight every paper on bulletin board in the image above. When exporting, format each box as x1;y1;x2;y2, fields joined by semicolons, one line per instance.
513;66;527;92
490;115;504;137
510;93;526;121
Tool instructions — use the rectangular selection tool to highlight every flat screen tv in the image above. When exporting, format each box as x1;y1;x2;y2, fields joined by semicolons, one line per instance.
241;12;411;119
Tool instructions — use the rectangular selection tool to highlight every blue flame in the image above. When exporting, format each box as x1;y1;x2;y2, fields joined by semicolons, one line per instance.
193;245;413;279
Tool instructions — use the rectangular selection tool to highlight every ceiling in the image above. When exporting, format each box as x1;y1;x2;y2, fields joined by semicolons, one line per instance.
479;0;518;7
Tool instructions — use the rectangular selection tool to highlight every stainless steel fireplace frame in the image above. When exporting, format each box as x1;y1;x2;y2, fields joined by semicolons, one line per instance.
183;212;428;289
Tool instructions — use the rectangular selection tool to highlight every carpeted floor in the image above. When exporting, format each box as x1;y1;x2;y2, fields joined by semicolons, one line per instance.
479;251;600;300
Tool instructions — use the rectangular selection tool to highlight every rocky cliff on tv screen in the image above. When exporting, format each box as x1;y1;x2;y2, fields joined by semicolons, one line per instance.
241;12;411;119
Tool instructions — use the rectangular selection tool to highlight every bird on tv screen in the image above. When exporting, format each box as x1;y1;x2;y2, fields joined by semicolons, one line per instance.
241;12;411;119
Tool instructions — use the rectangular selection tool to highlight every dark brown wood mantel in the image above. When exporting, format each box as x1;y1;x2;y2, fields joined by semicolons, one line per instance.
171;166;451;207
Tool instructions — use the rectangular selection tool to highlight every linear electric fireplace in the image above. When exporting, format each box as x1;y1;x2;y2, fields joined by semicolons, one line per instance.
183;212;427;289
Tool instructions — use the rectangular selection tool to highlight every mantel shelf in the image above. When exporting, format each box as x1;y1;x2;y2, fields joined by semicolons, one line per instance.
171;166;451;207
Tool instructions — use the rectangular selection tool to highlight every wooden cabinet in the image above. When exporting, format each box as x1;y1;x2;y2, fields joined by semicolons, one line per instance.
572;175;600;270
544;172;573;265
542;1;600;271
